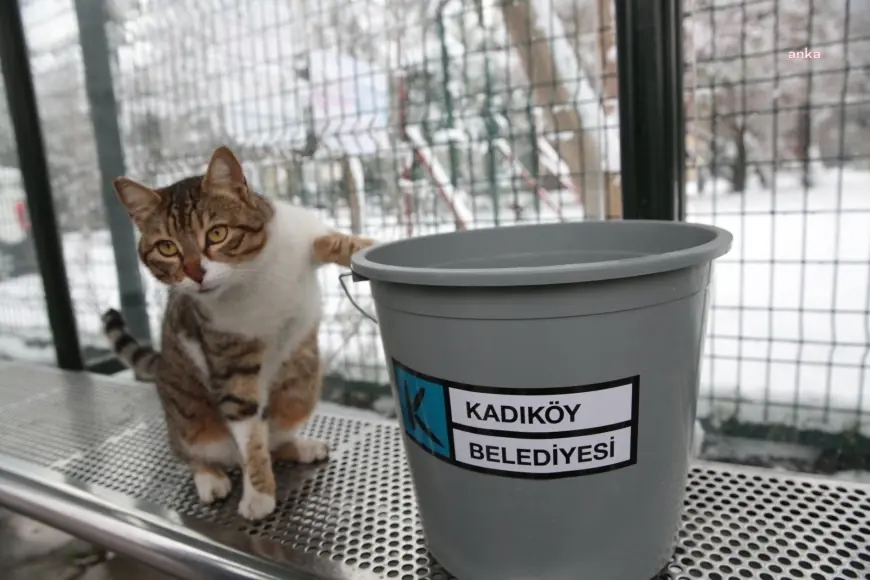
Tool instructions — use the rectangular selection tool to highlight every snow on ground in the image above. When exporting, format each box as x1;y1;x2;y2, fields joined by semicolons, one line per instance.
0;168;868;435
687;168;870;434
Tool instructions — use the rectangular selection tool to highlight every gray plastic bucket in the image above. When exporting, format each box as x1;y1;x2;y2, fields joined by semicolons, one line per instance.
349;220;732;580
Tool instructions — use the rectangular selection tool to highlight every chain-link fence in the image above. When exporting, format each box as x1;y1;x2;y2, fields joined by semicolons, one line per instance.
1;0;868;436
685;0;870;437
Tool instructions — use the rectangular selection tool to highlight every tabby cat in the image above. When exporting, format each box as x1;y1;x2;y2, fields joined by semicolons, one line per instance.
102;146;374;521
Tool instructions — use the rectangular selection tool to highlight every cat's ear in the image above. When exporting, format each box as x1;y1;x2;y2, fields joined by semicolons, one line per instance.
113;177;160;226
203;146;247;193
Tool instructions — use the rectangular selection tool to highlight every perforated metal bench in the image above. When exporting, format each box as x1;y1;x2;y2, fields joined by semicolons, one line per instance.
0;362;868;580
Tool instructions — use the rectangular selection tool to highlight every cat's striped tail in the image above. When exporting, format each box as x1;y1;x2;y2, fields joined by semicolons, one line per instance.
101;308;160;380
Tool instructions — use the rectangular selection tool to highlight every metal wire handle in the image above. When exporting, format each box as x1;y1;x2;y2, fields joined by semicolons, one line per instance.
338;272;378;325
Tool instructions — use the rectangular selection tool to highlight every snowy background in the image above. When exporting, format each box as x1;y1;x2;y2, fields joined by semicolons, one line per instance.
0;0;868;440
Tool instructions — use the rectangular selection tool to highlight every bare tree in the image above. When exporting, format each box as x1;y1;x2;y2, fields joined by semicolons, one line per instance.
501;0;606;218
693;0;857;192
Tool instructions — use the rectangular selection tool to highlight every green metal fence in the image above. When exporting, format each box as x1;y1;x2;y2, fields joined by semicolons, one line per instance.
686;0;870;441
0;0;868;444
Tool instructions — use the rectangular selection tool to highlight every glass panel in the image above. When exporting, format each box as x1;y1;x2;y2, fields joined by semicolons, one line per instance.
0;59;52;364
19;0;129;360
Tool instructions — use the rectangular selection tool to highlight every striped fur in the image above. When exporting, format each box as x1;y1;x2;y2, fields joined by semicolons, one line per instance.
101;308;160;380
103;146;376;521
313;232;375;267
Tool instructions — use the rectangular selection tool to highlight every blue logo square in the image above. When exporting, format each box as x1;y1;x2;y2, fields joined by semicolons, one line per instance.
394;363;451;459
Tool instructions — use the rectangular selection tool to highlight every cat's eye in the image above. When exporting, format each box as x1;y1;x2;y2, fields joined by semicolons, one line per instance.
156;240;178;257
206;225;228;245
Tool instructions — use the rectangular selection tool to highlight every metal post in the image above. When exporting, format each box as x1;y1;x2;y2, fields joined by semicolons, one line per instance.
436;6;460;190
73;0;152;346
615;0;686;221
479;9;499;227
0;0;84;370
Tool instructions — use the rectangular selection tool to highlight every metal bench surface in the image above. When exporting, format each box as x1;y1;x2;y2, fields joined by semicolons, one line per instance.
0;363;868;580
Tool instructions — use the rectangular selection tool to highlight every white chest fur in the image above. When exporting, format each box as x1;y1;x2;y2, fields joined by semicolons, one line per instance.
193;201;332;384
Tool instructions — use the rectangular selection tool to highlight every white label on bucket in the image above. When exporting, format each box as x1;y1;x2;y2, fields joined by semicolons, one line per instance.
453;427;633;475
392;358;639;479
449;384;633;433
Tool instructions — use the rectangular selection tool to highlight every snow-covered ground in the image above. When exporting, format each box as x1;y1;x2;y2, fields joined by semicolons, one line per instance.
0;168;868;436
688;168;870;435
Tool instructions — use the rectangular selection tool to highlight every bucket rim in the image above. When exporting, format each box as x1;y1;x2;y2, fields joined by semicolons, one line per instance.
350;220;733;287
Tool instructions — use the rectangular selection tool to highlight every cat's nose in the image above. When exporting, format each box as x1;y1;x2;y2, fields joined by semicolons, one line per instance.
183;260;205;283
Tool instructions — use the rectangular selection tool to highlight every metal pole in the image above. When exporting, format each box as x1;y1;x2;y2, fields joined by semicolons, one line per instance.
615;0;686;221
436;6;460;191
74;0;152;346
479;8;499;227
0;0;84;370
0;453;311;580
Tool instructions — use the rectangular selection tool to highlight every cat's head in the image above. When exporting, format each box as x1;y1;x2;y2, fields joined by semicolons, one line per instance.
113;146;274;298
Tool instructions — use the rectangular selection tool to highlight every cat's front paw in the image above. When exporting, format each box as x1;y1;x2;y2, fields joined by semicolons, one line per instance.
238;489;276;521
294;439;330;463
194;470;232;504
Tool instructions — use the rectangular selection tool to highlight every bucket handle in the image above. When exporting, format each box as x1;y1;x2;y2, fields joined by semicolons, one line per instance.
338;271;379;325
